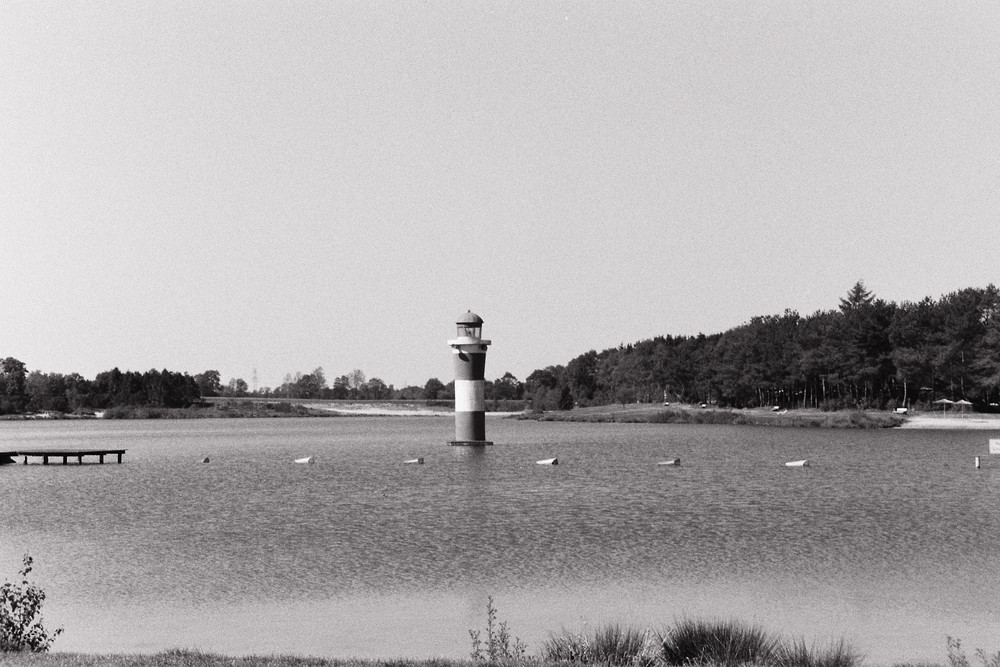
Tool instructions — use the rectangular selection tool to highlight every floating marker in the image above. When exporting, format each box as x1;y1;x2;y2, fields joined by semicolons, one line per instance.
200;457;210;464
536;457;558;465
975;456;981;469
294;456;315;464
658;458;680;466
785;459;810;467
405;458;425;465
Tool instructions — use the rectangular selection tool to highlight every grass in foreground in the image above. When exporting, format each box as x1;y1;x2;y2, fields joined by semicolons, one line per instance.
3;621;999;667
543;624;656;666
0;650;432;666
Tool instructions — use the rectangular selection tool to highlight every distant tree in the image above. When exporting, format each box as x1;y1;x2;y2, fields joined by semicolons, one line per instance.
490;372;523;401
423;377;446;400
564;351;598;405
143;369;167;406
889;298;940;407
395;385;424;400
524;366;563;411
0;357;28;414
308;367;327;395
839;280;875;312
971;290;1000;405
347;369;366;399
194;370;222;397
558;385;574;410
63;373;90;412
331;375;350;399
24;372;69;413
363;377;391;400
293;368;326;399
225;378;249;397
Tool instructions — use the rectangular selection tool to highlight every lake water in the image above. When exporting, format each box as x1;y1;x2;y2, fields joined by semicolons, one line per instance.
1;417;998;664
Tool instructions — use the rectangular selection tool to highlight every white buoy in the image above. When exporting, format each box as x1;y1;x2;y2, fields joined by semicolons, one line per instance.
658;458;681;466
975;456;980;469
536;457;558;465
404;458;425;464
294;456;315;464
785;459;810;467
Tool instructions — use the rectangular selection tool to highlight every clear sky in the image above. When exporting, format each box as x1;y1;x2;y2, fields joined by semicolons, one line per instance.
2;3;998;391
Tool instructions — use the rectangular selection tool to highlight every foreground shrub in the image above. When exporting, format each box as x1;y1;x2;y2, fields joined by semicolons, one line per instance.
469;596;527;664
947;636;1000;667
660;618;778;666
544;623;656;666
0;555;62;652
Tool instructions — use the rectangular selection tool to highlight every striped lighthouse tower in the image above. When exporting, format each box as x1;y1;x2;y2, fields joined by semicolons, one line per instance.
448;311;493;446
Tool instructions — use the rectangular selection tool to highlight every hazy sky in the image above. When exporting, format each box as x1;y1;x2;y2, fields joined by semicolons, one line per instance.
2;3;998;390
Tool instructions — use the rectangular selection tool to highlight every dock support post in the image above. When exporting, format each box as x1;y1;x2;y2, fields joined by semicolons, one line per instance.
99;454;105;464
43;455;49;465
117;452;122;464
77;455;83;464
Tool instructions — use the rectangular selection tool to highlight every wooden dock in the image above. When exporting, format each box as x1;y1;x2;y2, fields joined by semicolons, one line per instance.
0;449;126;465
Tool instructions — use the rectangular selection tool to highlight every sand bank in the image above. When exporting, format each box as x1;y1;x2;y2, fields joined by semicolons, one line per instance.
303;402;450;416
303;402;523;417
900;413;1000;429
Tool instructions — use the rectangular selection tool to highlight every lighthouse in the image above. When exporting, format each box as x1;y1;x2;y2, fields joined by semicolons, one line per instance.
448;311;492;446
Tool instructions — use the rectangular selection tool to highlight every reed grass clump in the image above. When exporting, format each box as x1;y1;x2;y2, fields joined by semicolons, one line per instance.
775;638;861;667
542;619;862;667
660;618;779;666
543;624;656;666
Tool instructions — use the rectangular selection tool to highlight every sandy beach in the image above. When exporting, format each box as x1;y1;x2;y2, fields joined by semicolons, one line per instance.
899;412;1000;430
302;401;524;417
303;402;451;416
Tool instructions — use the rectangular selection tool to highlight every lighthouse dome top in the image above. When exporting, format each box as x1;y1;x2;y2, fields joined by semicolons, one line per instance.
456;310;484;325
449;310;491;348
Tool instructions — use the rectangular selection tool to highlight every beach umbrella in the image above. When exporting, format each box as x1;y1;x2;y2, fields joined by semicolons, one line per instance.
933;398;954;414
955;399;973;416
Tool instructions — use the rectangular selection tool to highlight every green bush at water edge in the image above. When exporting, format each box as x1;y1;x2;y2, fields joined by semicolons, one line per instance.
0;555;62;653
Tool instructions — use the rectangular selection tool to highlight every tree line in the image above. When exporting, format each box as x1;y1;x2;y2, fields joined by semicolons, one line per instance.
521;282;1000;412
3;282;996;415
204;368;525;406
0;363;202;415
0;360;528;415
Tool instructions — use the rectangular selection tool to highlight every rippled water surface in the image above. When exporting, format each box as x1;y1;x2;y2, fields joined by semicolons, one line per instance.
1;418;998;663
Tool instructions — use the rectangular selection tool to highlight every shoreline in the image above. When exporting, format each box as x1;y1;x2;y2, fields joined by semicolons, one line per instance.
4;402;1000;429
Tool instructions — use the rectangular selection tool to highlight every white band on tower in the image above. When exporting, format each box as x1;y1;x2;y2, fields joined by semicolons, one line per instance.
455;379;485;412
